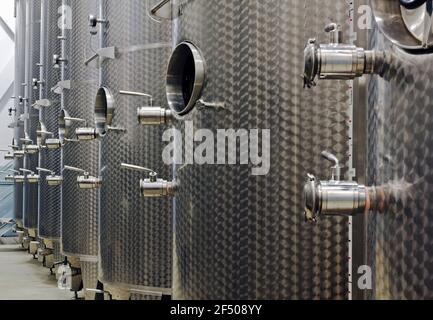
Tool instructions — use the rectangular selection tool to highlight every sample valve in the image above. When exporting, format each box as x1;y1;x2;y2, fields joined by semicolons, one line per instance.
64;166;102;190
32;78;44;90
2;170;15;182
119;91;173;125
0;149;14;161
19;169;40;184
303;23;378;88
120;163;176;198
303;151;368;222
9;170;25;183
20;137;40;155
52;54;68;69
37;168;64;186
88;14;108;35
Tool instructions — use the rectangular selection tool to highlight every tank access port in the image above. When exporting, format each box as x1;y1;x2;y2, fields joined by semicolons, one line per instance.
45;139;63;150
2;172;15;182
64;166;102;190
303;151;385;223
120;163;176;198
371;0;433;49
166;41;206;117
23;144;40;155
37;122;53;147
118;90;173;125
303;23;379;88
58;109;75;144
76;87;126;141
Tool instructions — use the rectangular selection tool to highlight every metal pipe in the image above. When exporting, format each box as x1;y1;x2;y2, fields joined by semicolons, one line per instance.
36;167;54;175
64;166;86;174
19;168;34;174
120;163;156;174
64;117;87;124
119;90;153;105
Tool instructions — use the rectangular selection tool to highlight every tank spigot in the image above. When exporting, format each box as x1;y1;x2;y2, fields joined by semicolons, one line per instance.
120;163;176;198
303;151;367;223
89;14;108;35
303;23;377;88
19;169;40;183
45;139;63;150
8;170;24;183
0;149;14;161
119;90;171;125
137;107;173;125
75;127;98;141
64;166;102;190
37;168;63;186
23;144;40;155
32;78;44;90
13;150;25;159
53;54;68;69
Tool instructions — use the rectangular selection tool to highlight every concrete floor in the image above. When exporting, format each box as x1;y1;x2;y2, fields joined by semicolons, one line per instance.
0;245;73;300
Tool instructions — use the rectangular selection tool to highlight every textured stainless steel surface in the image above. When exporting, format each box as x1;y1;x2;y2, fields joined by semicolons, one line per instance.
98;0;172;293
370;0;433;49
38;0;63;240
172;0;351;299
14;0;27;225
53;239;63;263
366;22;433;299
80;260;98;300
23;0;41;231
61;0;99;259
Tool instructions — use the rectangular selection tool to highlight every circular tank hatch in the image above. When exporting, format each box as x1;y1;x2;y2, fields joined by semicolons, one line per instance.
371;0;433;49
166;41;206;117
37;122;48;146
94;87;115;136
58;109;72;142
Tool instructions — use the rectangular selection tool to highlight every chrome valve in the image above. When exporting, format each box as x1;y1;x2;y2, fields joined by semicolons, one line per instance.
10;169;25;183
52;54;68;69
37;168;63;186
120;163;176;198
13;150;25;159
32;78;44;90
0;149;14;161
137;107;173;125
303;23;377;88
64;166;102;190
19;169;40;184
119;90;172;126
303;151;367;223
